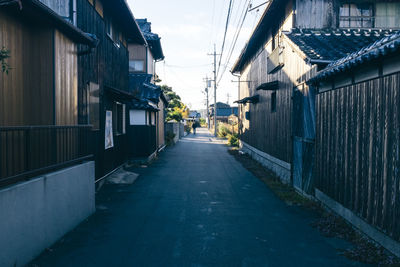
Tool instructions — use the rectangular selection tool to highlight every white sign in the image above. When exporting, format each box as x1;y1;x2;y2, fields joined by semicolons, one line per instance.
105;110;114;149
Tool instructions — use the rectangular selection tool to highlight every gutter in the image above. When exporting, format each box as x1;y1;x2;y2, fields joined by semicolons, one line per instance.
308;59;333;65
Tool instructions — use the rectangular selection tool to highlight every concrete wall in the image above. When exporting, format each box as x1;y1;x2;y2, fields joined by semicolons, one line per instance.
0;161;95;267
165;122;180;144
240;141;291;184
315;189;400;258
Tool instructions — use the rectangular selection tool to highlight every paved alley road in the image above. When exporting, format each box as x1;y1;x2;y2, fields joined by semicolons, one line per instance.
31;128;363;267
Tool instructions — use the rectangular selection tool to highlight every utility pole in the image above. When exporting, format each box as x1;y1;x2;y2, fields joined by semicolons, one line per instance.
208;44;220;137
203;76;210;129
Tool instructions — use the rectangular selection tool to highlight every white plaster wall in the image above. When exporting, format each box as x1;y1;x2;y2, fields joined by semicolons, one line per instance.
0;161;95;267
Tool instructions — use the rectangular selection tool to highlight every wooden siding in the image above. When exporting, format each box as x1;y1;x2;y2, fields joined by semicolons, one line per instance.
295;0;338;29
0;10;54;126
128;44;146;61
55;30;78;125
315;72;400;241
76;0;131;177
127;125;157;157
239;36;316;164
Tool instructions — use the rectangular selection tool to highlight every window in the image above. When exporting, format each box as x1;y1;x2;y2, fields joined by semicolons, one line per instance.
271;92;277;112
245;111;250;120
129;60;145;72
129;110;146;125
376;3;400;28
339;3;374;28
39;0;76;25
113;102;125;135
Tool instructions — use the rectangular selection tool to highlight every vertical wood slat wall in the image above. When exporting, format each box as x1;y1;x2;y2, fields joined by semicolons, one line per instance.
0;10;54;126
315;72;400;241
55;30;78;125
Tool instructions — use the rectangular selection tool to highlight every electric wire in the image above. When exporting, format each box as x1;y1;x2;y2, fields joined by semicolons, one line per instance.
216;0;251;85
216;0;234;79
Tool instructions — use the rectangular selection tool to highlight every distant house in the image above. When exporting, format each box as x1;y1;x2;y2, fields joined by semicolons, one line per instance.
187;111;201;121
0;1;98;266
309;31;400;258
128;18;167;159
209;102;238;123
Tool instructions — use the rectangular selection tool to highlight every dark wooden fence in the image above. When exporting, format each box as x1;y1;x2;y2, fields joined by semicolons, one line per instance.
127;125;157;158
0;125;93;187
315;72;400;241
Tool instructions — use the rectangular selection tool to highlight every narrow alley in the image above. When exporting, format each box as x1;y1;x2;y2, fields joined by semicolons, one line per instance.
30;128;362;267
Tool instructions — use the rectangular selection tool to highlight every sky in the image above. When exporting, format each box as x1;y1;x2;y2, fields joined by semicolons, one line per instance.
127;0;267;110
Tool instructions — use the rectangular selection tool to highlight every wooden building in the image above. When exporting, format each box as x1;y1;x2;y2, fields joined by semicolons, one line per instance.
0;0;96;185
0;2;98;264
75;0;146;179
309;32;400;256
231;0;400;189
128;19;167;159
39;0;148;178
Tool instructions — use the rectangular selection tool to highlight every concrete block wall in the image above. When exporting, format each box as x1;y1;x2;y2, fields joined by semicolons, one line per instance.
0;161;95;267
165;122;181;144
240;141;291;184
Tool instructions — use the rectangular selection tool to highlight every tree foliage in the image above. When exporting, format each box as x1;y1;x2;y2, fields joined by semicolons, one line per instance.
161;85;189;122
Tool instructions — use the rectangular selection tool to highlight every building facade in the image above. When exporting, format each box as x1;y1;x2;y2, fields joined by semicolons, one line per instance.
232;0;400;187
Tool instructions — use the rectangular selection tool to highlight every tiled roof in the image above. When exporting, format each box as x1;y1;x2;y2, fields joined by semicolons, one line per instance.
136;18;164;60
129;73;162;110
285;29;394;61
310;30;400;82
129;99;159;111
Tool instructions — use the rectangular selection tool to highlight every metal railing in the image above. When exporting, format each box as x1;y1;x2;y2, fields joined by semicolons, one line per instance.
0;125;93;187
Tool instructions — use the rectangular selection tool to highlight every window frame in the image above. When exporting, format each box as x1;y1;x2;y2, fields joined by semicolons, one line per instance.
339;2;375;28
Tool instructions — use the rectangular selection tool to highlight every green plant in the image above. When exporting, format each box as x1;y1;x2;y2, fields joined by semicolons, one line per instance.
217;124;230;138
184;124;192;134
228;133;239;147
0;48;10;74
199;118;206;127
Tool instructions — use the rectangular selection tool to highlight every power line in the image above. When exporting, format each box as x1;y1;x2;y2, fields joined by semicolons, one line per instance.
216;0;234;79
165;63;211;69
217;0;251;85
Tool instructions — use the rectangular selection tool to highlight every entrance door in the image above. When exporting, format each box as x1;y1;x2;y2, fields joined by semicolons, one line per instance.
292;83;315;194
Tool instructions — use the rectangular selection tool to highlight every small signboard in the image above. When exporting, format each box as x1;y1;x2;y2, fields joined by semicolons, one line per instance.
105;110;114;149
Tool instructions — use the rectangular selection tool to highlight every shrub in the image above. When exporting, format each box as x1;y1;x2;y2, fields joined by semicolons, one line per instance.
228;133;239;147
217;124;230;138
165;131;176;146
184;124;192;134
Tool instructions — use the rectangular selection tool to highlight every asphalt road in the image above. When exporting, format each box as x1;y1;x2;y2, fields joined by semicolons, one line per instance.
30;128;364;267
